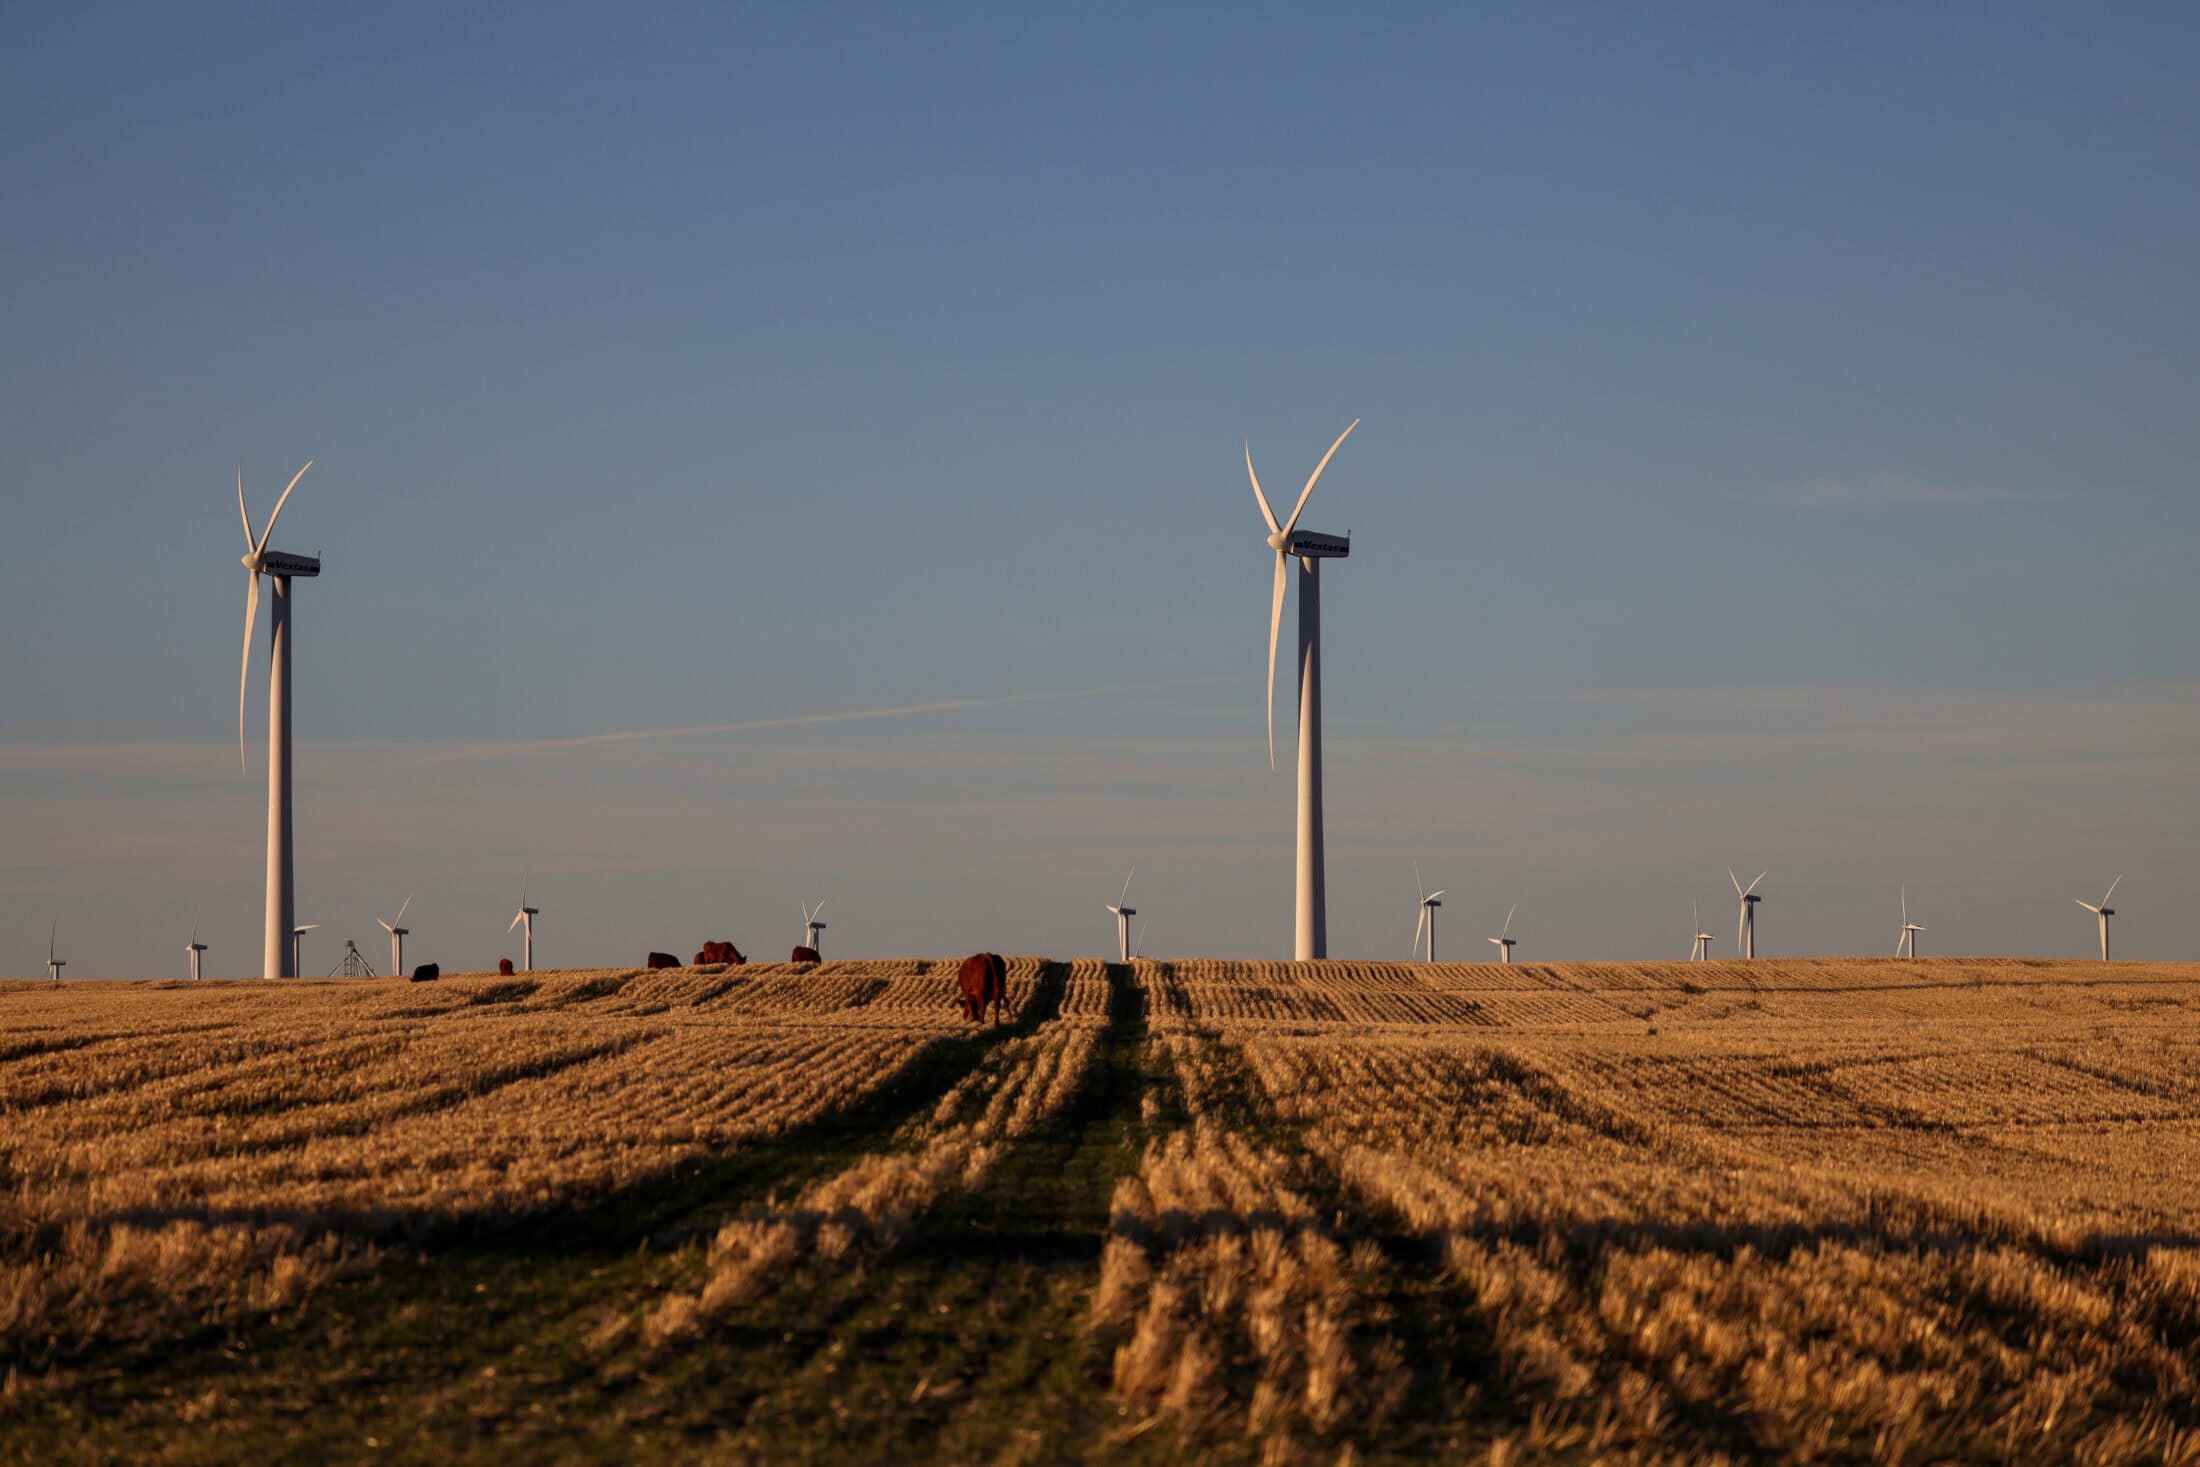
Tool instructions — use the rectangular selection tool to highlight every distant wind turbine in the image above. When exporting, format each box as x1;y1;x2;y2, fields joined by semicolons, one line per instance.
290;923;318;977
1247;420;1359;960
1104;869;1137;963
187;925;208;981
1690;902;1713;961
47;924;65;983
233;459;321;978
509;888;538;971
1412;867;1445;962
1897;886;1924;959
378;895;413;979
2076;876;2122;961
1730;869;1766;959
801;900;826;958
1487;904;1517;964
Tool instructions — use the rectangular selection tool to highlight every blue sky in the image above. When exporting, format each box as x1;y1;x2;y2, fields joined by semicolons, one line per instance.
3;3;2195;973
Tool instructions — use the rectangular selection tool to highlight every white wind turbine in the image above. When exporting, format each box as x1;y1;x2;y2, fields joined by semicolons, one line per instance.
1487;904;1517;963
1104;869;1137;963
1412;867;1445;962
1247;420;1359;961
378;895;413;980
1730;869;1766;959
509;888;539;971
47;924;65;983
1690;902;1714;961
2076;876;2121;961
801;900;826;958
234;460;321;978
1897;886;1924;959
187;925;208;981
289;923;318;977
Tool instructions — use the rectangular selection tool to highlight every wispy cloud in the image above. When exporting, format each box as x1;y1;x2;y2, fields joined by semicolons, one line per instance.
1756;473;2018;509
423;676;1250;763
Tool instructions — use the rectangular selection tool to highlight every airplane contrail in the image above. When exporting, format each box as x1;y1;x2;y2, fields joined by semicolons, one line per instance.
425;676;1249;762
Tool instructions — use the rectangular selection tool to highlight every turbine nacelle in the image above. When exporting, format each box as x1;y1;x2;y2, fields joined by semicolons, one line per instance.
246;549;321;578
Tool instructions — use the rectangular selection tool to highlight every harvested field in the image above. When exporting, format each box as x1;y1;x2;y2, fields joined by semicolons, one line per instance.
3;956;2197;1464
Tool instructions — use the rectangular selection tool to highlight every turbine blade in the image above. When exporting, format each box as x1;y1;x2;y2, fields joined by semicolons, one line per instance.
1901;885;1907;922
1413;906;1428;957
1266;550;1286;770
238;571;261;771
394;894;412;926
253;460;314;556
1746;871;1767;896
377;920;394;933
2076;900;2099;913
2103;874;2122;903
236;462;254;551
1415;863;1424;903
510;910;524;932
1730;867;1744;897
1120;867;1135;907
1501;904;1516;939
1246;441;1279;534
1427;890;1445;901
1282;419;1358;537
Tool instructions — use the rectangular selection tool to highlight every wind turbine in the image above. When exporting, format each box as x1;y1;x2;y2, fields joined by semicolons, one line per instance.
801;900;826;958
509;888;538;972
2076;876;2122;961
1487;904;1517;964
1247;420;1359;961
1412;868;1445;962
47;924;65;983
186;925;208;981
1730;869;1766;959
1897;886;1924;959
1690;902;1714;961
290;923;318;977
378;895;413;979
1104;869;1137;963
234;460;321;978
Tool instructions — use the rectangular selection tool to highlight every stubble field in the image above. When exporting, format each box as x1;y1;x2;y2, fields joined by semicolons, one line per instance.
4;954;2198;1464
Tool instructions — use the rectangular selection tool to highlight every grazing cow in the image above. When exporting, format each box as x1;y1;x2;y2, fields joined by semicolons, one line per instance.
791;945;821;964
957;952;1010;1025
701;940;745;965
646;951;681;970
409;963;440;983
498;958;516;976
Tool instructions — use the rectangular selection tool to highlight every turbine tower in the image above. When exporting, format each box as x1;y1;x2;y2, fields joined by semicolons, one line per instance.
47;924;65;983
1487;904;1517;964
1104;869;1137;963
1730;869;1766;959
1247;420;1359;961
801;900;826;958
290;923;318;977
1897;886;1925;959
234;460;320;978
2076;876;2121;961
378;895;413;980
1690;902;1714;961
509;888;539;972
1412;868;1445;962
186;925;208;981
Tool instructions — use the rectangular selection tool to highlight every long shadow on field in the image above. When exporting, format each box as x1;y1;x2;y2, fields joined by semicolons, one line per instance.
5;966;1075;1398
648;962;1162;1464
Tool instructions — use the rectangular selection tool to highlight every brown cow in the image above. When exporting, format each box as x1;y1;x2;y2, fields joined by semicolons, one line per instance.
646;951;681;970
957;952;1009;1025
497;958;516;976
701;940;745;965
791;945;821;964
